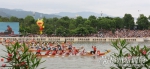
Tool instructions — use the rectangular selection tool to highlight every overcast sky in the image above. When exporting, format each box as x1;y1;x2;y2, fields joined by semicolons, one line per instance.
1;0;150;18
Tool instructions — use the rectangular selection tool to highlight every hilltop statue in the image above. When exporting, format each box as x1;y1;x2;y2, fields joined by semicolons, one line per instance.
36;19;44;34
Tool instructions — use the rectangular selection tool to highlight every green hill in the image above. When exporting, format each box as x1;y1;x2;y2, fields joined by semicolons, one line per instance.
0;8;61;19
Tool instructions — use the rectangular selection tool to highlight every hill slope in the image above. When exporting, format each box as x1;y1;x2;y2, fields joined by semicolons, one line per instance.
0;8;61;19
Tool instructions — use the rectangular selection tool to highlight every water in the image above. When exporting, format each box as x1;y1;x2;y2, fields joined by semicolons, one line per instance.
0;22;19;34
0;41;150;69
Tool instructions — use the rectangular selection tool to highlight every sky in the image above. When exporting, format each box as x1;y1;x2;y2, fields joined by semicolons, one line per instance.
0;0;150;18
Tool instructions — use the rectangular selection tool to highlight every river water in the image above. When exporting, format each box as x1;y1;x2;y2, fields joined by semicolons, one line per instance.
0;41;150;69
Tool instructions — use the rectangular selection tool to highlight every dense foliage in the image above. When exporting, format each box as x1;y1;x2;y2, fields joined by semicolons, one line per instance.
1;42;45;69
0;14;150;36
110;39;150;69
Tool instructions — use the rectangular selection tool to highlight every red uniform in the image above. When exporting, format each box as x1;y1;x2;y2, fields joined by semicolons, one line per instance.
45;50;50;55
52;51;56;55
36;49;41;55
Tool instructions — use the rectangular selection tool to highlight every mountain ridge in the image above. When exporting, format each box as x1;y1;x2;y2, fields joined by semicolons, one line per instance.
0;8;112;19
0;8;61;19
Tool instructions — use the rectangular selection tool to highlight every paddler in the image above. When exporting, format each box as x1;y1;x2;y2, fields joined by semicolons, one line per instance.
90;46;97;54
57;45;62;50
61;42;66;53
72;47;78;55
65;50;70;55
56;45;62;55
45;50;50;55
59;50;63;55
80;49;85;55
49;42;53;46
47;46;51;50
97;50;101;56
68;44;72;52
36;48;41;55
52;46;57;54
51;50;56;55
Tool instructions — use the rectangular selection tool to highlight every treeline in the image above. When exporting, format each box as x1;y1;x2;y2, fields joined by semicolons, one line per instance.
0;14;150;36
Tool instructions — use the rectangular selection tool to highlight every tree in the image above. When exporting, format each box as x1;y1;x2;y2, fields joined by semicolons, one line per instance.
136;14;149;30
24;16;35;26
123;14;134;29
84;20;91;26
30;24;39;34
45;29;53;35
88;15;98;28
75;27;89;36
9;16;19;22
1;17;9;22
113;17;124;29
69;23;76;30
86;25;96;34
56;27;64;36
18;18;24;24
99;18;112;30
75;16;84;27
148;15;150;21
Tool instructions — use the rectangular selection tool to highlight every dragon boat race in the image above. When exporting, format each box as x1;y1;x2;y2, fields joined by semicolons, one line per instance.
0;37;150;69
1;0;150;69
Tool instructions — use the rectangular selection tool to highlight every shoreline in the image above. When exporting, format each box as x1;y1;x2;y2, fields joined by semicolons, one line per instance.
0;37;148;42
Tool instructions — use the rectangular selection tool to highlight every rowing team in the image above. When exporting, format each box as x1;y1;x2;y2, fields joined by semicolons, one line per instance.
35;45;110;56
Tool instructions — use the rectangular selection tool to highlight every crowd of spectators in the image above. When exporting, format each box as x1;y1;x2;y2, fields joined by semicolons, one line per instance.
2;29;149;38
97;29;150;38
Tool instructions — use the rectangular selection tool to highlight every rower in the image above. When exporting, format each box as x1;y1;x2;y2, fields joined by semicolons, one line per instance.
52;47;56;51
36;48;41;55
72;47;78;55
58;50;63;55
80;49;85;55
90;46;97;54
30;43;34;49
45;50;50;55
42;44;46;50
47;46;51;50
68;44;72;52
49;42;53;46
57;45;62;50
65;50;70;55
52;50;56;55
97;50;101;56
52;47;57;53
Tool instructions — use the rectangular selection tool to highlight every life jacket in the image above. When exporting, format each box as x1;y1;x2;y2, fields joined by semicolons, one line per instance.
93;47;96;51
37;49;41;53
52;51;56;55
